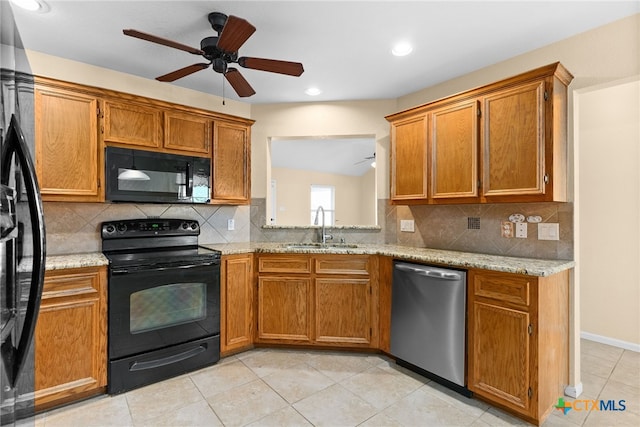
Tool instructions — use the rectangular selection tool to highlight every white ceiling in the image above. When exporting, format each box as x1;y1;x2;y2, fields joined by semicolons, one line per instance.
271;136;376;176
9;1;639;105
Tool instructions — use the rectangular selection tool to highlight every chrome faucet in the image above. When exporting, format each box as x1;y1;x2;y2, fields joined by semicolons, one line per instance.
313;205;332;244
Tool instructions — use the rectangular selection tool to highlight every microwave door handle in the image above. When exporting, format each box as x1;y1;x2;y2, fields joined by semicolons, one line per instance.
1;115;46;387
186;162;193;198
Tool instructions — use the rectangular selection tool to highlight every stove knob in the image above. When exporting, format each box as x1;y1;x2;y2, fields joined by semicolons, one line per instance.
189;221;199;230
104;225;115;234
116;223;127;233
181;222;189;230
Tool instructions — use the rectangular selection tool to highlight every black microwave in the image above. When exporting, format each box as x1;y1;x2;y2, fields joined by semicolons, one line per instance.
105;147;211;204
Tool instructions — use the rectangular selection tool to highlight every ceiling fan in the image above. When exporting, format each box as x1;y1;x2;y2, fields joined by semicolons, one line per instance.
123;12;304;98
354;153;376;165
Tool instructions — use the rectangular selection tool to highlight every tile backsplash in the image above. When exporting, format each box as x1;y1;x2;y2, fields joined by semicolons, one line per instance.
46;199;573;261
43;202;250;255
250;198;573;260
395;202;573;260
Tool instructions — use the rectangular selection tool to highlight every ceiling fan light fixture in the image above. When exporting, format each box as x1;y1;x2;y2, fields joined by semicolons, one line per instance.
392;42;413;57
305;87;322;96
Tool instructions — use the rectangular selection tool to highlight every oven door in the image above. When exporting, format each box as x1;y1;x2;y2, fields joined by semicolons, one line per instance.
108;261;220;360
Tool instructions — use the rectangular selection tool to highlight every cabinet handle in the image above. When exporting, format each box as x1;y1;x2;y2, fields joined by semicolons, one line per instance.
543;174;549;184
528;324;533;335
528;387;533;399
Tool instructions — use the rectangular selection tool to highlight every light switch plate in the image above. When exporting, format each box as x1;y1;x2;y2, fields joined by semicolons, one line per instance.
538;223;559;240
515;222;527;238
227;219;235;231
400;219;415;232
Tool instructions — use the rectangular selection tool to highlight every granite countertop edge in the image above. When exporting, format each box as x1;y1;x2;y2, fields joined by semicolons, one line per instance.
44;244;574;277
201;243;575;277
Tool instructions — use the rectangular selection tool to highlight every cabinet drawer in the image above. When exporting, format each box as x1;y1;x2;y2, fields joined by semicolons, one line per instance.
472;271;532;307
258;256;312;273
315;256;370;275
42;268;103;302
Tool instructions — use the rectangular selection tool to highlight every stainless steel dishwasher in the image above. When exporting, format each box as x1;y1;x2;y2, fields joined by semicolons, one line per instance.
390;261;470;396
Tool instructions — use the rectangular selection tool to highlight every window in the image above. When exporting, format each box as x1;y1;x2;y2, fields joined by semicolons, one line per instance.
310;185;335;225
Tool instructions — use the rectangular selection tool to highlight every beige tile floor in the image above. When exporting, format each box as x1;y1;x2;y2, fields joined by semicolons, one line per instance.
32;340;639;427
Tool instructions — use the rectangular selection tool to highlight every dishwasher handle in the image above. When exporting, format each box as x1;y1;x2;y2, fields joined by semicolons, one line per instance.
394;263;463;281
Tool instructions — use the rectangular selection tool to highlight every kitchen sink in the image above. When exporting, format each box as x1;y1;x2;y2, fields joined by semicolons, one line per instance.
283;243;359;250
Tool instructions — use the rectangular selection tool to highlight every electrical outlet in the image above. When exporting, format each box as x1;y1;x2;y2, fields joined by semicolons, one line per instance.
501;221;514;238
538;223;559;240
515;222;527;238
400;219;415;232
227;219;235;231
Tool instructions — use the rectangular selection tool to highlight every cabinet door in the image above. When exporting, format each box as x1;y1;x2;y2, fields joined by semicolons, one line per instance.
163;111;211;155
469;301;532;414
102;100;161;148
430;100;479;200
35;86;101;202
220;254;253;354
212;121;250;204
34;267;107;411
314;278;371;346
482;81;546;198
257;277;312;343
390;115;428;201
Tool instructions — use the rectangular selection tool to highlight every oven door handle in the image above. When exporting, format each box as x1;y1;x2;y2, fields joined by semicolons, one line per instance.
111;261;218;274
129;344;207;372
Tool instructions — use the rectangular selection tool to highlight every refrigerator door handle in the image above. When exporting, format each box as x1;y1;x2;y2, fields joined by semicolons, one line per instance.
0;115;46;387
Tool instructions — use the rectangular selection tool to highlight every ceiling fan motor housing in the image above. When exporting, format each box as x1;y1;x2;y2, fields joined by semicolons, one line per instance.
201;36;238;73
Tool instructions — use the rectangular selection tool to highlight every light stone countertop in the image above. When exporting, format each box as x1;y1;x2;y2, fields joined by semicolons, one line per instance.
43;243;574;277
201;242;575;277
45;252;109;271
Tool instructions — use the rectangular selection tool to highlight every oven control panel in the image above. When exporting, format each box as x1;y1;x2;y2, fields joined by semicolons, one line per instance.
101;218;200;239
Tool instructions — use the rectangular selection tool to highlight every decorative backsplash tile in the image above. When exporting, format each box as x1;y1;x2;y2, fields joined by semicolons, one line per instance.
45;198;573;261
43;202;250;255
250;198;573;260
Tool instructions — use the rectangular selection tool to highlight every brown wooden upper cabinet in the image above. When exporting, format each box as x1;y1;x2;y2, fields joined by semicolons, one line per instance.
386;62;573;204
430;99;480;202
212;120;251;204
35;81;103;202
102;100;161;149
33;76;254;205
390;114;428;200
164;111;212;155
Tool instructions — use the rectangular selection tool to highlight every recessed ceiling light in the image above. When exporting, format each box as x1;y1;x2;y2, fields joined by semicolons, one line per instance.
392;42;413;57
305;87;322;96
10;0;49;12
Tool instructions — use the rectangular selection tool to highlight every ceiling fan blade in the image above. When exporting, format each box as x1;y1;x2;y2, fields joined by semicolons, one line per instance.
123;29;204;55
216;16;256;52
156;63;210;82
238;57;304;76
225;68;256;97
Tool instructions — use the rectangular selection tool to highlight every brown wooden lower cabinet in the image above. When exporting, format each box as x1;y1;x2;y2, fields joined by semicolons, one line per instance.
467;268;569;426
255;254;379;348
34;266;107;411
220;254;255;355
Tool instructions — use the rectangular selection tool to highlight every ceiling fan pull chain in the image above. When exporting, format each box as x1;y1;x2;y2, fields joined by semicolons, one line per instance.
222;73;226;105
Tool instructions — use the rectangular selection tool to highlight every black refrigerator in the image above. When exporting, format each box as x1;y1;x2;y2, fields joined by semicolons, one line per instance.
1;2;46;426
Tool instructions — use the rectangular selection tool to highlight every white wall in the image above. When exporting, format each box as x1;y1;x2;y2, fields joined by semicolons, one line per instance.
271;167;375;226
576;78;640;348
25;50;251;119
251;100;398;201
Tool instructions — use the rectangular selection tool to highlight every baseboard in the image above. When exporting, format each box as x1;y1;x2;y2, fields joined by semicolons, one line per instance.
565;383;583;398
581;331;640;352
